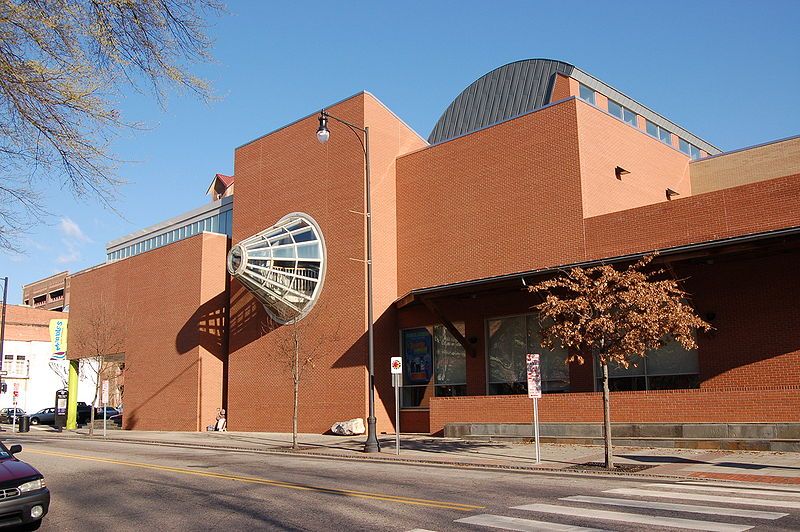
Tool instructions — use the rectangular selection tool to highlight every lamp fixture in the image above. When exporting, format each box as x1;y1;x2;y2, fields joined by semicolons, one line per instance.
316;113;330;144
666;188;680;200
614;166;630;180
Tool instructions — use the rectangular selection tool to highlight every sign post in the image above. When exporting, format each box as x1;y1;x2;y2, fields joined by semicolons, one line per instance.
390;356;403;455
101;380;109;438
11;383;18;434
526;353;542;464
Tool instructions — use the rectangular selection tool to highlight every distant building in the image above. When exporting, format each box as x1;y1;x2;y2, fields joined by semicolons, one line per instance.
21;272;70;311
0;305;95;413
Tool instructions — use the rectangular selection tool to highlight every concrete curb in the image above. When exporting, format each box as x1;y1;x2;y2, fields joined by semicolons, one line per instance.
9;432;707;483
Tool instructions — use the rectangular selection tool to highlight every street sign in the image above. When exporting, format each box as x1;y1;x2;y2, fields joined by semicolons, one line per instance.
102;380;109;404
12;382;18;398
526;353;541;399
390;357;403;455
390;357;402;374
526;354;542;464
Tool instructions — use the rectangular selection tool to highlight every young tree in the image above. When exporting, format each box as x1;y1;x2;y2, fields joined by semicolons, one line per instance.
72;299;124;436
265;307;336;450
529;255;711;469
0;0;222;250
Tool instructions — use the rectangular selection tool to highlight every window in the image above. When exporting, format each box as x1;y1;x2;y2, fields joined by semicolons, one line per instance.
401;325;467;408
646;120;673;146
5;354;27;377
594;338;699;391
608;99;639;127
679;138;702;160
487;314;570;395
578;84;596;105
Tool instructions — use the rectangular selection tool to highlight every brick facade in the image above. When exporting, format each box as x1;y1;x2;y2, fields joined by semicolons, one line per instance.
69;233;228;431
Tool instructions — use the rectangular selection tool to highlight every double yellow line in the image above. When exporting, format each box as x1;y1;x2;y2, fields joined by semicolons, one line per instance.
27;449;484;511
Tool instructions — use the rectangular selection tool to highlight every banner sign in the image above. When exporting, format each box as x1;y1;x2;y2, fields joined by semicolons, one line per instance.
402;328;432;384
49;319;68;360
526;353;542;399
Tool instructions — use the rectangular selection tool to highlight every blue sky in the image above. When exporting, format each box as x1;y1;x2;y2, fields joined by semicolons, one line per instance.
2;0;799;304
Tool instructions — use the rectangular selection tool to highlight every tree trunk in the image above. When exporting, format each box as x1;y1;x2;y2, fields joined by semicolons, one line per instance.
292;336;299;450
601;362;614;469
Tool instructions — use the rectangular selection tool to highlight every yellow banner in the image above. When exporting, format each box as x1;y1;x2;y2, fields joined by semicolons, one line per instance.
49;319;68;360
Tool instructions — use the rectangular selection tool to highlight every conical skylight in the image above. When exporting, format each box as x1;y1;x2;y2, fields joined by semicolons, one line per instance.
228;212;326;324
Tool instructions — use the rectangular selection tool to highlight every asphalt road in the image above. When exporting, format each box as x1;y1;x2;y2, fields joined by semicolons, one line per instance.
3;436;800;531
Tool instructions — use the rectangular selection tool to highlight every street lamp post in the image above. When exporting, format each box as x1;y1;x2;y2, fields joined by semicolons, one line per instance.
316;110;380;453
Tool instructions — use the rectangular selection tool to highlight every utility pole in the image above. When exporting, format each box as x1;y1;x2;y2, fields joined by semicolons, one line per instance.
0;277;8;427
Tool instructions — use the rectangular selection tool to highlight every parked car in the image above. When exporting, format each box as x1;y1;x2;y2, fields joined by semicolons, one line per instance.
29;409;55;426
0;408;26;424
76;402;92;425
94;407;120;418
0;441;49;530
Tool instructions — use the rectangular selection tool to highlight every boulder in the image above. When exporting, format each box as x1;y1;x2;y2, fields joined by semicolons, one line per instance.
331;418;366;436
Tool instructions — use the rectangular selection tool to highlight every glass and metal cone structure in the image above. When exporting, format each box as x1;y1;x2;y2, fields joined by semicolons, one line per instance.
227;212;326;323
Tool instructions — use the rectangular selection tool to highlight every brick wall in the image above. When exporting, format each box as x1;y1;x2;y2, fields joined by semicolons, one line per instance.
227;92;426;433
575;100;692;217
68;232;228;431
396;98;585;296
430;386;800;435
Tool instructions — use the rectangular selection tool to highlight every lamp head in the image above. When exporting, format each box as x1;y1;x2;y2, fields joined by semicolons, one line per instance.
316;113;330;144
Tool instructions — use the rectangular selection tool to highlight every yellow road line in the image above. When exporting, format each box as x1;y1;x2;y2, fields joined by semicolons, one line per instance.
27;449;484;511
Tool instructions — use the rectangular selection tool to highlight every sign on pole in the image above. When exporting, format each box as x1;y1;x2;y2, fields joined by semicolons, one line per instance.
101;380;110;438
390;357;402;455
526;353;542;464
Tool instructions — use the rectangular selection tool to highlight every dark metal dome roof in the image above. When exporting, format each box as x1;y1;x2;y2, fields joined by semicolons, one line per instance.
428;59;575;144
428;58;719;154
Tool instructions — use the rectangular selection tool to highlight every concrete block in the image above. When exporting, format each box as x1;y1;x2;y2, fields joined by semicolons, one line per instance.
683;424;728;439
775;424;800;439
727;424;776;439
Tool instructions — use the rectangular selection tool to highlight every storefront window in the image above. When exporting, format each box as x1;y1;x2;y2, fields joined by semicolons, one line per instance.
401;325;466;408
487;314;570;395
594;338;699;391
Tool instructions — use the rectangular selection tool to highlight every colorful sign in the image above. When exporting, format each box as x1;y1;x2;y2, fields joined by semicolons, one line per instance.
402;328;432;384
390;357;403;374
49;319;68;360
527;353;542;399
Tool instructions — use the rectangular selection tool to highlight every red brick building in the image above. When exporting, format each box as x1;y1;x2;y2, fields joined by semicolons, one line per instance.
68;59;800;437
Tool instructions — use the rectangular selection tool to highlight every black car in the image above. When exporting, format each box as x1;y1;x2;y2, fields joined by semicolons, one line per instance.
0;442;49;530
0;409;25;424
28;410;55;426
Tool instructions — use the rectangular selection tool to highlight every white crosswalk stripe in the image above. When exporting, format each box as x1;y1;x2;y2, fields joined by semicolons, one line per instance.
605;487;800;509
561;495;788;519
452;480;797;532
455;514;608;532
644;482;800;498
678;480;800;493
513;503;753;531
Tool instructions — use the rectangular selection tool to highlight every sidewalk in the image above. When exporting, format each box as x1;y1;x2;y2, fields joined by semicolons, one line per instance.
8;425;800;484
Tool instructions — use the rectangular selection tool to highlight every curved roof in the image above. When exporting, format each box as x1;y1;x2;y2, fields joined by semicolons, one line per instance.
428;59;719;154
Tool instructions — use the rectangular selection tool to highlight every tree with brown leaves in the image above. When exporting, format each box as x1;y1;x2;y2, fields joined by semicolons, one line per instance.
529;254;711;469
0;0;221;250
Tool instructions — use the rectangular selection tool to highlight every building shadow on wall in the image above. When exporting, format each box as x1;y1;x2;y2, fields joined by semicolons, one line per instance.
330;308;397;429
175;290;229;360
